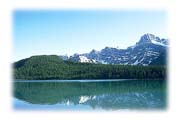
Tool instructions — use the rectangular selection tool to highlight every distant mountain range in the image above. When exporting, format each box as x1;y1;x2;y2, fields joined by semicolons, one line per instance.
60;33;168;66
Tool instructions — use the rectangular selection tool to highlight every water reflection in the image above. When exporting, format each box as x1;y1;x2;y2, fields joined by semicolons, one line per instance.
13;80;166;110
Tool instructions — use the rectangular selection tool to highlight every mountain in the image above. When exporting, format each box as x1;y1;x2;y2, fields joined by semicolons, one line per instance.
14;55;166;80
67;33;168;66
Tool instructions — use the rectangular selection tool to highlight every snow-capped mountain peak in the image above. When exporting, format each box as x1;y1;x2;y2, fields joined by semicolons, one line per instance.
139;33;156;43
137;33;168;47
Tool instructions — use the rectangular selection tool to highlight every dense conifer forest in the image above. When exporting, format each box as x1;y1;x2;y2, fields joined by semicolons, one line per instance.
14;55;166;80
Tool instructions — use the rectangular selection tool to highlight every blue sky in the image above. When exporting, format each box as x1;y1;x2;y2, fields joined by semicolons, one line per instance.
13;10;167;61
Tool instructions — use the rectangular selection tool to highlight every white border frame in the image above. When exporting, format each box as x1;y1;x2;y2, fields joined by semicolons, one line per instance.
0;0;180;120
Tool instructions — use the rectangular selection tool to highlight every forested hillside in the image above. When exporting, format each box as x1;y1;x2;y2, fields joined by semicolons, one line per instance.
14;55;166;80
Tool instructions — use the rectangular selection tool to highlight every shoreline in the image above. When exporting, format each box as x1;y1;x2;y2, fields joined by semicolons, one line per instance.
14;79;165;83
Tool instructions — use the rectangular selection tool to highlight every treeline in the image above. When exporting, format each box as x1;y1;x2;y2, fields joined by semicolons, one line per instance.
13;55;166;80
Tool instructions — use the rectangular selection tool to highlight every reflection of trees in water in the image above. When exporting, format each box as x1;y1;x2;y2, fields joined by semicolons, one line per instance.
14;80;166;109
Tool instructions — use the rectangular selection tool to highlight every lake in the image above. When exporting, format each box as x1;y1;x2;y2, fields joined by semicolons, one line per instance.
13;79;166;111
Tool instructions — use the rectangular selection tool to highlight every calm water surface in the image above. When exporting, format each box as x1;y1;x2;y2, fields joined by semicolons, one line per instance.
13;79;166;111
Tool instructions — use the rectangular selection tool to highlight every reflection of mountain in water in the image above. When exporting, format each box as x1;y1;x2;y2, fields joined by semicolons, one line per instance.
14;80;166;110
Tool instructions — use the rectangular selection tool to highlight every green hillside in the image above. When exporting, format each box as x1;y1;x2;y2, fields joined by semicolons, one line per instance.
13;55;166;80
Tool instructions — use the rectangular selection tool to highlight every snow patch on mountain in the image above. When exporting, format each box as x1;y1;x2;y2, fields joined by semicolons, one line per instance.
79;56;92;63
151;39;167;47
133;60;139;65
